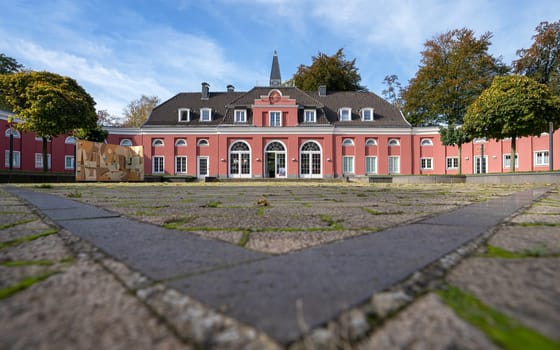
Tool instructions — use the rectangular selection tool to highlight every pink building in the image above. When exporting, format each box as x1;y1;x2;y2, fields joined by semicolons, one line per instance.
2;53;559;177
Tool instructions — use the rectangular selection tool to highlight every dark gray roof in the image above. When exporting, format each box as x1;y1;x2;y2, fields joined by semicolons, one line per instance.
144;87;409;128
269;51;281;86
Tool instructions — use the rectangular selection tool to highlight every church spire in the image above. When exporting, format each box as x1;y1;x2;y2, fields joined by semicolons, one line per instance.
269;50;281;87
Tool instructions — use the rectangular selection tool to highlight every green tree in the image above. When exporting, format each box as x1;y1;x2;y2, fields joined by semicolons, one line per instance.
123;95;160;127
0;53;24;74
463;75;560;172
439;125;471;175
0;71;98;171
513;20;560;170
402;28;508;126
292;48;365;92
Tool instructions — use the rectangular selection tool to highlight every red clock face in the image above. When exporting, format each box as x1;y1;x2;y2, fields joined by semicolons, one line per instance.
269;91;281;104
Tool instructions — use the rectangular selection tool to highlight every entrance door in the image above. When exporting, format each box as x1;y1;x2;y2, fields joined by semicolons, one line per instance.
197;156;209;178
474;156;487;174
264;141;287;178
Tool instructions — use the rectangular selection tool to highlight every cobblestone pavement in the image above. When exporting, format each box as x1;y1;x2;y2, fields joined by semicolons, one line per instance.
0;183;559;349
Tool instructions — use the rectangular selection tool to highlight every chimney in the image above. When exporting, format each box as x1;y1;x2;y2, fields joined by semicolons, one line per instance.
227;84;235;92
318;85;327;97
201;82;210;99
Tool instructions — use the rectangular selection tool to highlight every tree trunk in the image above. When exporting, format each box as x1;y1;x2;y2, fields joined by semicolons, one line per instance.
510;137;516;173
42;137;49;172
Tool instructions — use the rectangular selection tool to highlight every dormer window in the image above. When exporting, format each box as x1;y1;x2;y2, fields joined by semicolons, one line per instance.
361;108;374;121
304;109;316;123
200;108;212;122
152;138;164;147
178;108;190;122
234;109;247;123
339;107;351;121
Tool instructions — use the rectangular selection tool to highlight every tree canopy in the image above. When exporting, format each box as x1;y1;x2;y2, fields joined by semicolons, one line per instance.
123;95;160;127
0;71;98;171
513;20;560;95
0;53;23;74
463;75;560;172
401;28;508;126
292;48;365;92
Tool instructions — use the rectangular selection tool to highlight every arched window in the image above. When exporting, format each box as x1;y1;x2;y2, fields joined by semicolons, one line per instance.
175;139;187;147
5;129;21;138
229;141;251;177
300;141;322;178
265;141;287;178
365;138;377;146
119;139;133;146
388;139;400;146
342;138;354;146
152;138;164;147
420;138;433;146
65;136;77;144
197;139;209;147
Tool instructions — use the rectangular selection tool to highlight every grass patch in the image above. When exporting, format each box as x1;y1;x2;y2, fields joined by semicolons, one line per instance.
0;218;36;230
257;206;266;217
438;285;560;350
320;214;343;230
0;259;55;267
0;228;58;249
356;193;368;198
66;189;82;198
162;217;194;229
517;222;560;227
0;272;58;300
238;230;251;247
480;245;558;258
34;184;53;189
204;200;222;208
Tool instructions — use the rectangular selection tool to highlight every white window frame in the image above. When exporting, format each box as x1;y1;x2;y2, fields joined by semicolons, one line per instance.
342;138;354;146
64;155;75;170
420;138;433;146
365;156;377;174
361;108;374;121
420;157;433;170
35;153;51;169
446;157;459;169
388;156;400;174
175;156;187;174
197;156;209;178
534;151;549;166
388;138;400;146
343;156;355;174
175;139;187;147
5;128;21;138
365;138;377;146
269;111;282;127
4;150;21;168
152;156;164;174
200;108;212;122
152;138;164;147
120;139;133;146
64;136;77;144
234;109;247;123
304;109;316;123
339;107;351;121
178;108;190;122
197;139;209;147
503;153;519;169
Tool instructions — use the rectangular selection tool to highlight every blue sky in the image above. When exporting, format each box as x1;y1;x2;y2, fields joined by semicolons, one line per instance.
1;0;559;119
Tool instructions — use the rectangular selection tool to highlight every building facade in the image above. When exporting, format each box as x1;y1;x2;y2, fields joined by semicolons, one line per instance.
2;53;559;177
